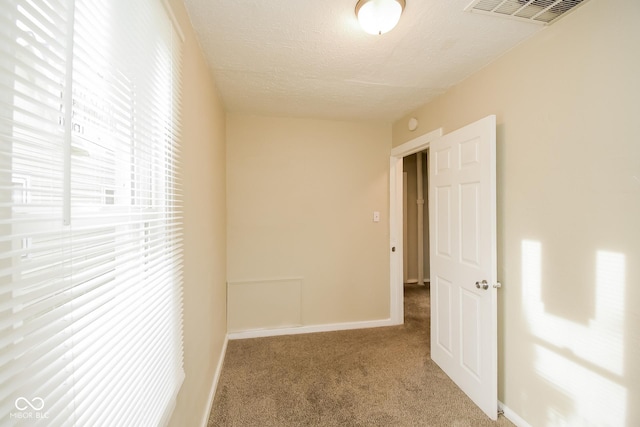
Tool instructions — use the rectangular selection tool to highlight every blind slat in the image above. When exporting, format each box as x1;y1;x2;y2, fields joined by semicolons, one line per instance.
1;0;184;424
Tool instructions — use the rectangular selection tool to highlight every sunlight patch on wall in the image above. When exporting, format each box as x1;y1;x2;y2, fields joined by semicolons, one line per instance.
521;241;625;375
594;251;626;373
534;344;626;426
521;240;627;424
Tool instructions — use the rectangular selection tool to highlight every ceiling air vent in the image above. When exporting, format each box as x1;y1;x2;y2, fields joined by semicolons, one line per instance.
465;0;590;25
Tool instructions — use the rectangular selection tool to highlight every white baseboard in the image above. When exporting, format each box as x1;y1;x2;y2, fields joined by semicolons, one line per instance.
404;279;431;284
201;334;229;427
228;318;398;340
499;401;531;427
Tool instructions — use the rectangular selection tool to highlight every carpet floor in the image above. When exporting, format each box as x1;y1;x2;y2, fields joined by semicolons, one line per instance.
208;284;514;426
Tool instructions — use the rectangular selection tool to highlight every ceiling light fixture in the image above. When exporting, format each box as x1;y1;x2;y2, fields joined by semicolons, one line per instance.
355;0;406;35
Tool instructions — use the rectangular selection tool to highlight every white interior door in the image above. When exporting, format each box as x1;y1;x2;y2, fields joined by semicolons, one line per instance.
429;115;498;420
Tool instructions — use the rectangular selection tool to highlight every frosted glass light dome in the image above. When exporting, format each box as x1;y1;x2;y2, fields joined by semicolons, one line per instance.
356;0;405;35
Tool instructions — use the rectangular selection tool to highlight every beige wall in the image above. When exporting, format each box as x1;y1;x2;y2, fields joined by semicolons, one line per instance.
167;1;227;426
393;0;640;425
227;115;391;330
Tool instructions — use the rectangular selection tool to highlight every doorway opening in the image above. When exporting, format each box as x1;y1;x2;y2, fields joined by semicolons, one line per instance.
389;128;442;324
402;150;430;289
402;150;430;324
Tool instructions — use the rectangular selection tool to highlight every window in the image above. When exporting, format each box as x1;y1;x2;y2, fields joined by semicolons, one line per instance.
0;0;184;425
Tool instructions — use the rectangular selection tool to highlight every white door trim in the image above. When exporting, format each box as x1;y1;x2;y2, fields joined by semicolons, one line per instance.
389;128;443;324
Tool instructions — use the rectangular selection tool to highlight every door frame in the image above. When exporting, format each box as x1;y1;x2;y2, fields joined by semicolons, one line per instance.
389;128;443;324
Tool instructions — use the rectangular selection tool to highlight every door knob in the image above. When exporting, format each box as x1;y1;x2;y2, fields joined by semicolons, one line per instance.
476;280;489;290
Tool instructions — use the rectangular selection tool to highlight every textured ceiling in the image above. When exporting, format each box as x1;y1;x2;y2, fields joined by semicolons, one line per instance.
182;0;542;121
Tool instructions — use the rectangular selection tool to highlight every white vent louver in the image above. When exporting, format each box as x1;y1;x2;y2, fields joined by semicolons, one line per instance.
465;0;589;25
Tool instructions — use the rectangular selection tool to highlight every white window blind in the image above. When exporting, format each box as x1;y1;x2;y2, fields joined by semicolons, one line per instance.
0;0;184;425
